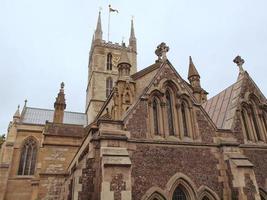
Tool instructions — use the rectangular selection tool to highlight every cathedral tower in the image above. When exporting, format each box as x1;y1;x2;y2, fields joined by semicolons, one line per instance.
85;12;138;123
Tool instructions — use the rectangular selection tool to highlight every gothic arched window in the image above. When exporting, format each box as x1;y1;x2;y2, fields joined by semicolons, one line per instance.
107;53;112;70
153;98;159;135
202;197;210;200
18;137;37;175
172;187;187;200
166;91;174;135
241;108;250;140
181;102;188;137
250;105;261;141
106;77;113;97
262;111;267;134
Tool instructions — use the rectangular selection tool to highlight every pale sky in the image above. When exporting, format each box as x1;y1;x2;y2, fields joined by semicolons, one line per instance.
1;0;267;134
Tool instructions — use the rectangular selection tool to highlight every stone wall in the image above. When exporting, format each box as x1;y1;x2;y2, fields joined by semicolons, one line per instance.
131;144;222;200
244;148;267;191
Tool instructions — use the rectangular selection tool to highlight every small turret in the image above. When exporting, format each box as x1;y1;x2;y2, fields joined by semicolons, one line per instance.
13;105;20;123
94;11;103;43
188;56;201;88
53;82;66;123
129;19;136;52
118;50;131;79
187;56;207;103
113;50;136;119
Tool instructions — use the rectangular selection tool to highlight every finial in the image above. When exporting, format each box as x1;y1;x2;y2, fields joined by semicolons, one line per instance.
17;105;20;110
155;42;169;62
24;99;28;107
61;82;65;89
99;6;102;12
233;55;245;73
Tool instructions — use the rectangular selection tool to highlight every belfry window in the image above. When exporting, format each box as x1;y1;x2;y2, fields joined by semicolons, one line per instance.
181;102;188;137
18;137;37;176
166;91;174;135
107;53;112;70
153;99;159;135
106;77;113;97
172;187;187;200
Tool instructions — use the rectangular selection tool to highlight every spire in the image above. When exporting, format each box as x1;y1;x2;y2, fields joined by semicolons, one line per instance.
129;18;137;52
53;82;66;123
188;56;200;79
130;18;136;39
94;11;103;42
13;105;20;122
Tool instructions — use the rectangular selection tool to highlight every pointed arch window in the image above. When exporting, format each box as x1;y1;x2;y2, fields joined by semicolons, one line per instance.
241;108;250;140
107;53;112;70
153;99;160;135
250;105;261;141
106;77;113;97
172;187;187;200
181;102;188;137
262;111;267;134
166;91;174;135
18;137;37;175
202;197;210;200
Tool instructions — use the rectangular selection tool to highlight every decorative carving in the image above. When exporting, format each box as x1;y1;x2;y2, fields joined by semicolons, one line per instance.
155;42;169;61
233;55;245;73
110;173;126;200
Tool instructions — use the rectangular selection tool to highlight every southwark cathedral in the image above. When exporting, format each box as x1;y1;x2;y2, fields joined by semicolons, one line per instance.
1;11;267;200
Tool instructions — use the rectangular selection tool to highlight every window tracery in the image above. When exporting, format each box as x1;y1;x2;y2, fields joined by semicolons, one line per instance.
172;187;187;200
18;137;37;176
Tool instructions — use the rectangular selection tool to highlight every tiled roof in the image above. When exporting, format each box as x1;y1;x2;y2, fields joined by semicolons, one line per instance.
202;77;243;129
21;107;87;126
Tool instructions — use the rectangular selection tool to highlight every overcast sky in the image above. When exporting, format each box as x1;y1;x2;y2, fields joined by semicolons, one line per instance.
1;0;267;134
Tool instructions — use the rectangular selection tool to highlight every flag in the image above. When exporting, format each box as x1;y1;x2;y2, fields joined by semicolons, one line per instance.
109;5;119;13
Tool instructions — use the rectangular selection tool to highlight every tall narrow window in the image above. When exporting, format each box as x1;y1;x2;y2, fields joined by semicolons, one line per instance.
251;106;261;141
166;91;174;135
18;138;37;175
262;111;267;134
107;53;112;70
153;99;159;135
181;102;188;137
106;77;113;97
241;109;250;140
172;187;187;200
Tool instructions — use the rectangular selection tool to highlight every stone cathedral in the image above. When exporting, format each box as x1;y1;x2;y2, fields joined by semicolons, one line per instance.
0;11;267;200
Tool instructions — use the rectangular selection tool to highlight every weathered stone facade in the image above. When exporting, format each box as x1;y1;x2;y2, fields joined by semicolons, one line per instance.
0;11;267;200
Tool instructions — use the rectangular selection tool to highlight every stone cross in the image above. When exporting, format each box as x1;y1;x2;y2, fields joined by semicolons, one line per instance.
233;55;245;73
110;174;126;200
155;42;169;61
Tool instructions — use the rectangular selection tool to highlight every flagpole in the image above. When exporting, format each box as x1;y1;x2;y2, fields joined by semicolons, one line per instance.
108;5;111;42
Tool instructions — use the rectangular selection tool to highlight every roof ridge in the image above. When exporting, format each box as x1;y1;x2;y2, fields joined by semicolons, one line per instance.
25;107;85;115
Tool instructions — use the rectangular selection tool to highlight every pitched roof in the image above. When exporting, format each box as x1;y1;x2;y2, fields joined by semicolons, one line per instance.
21;107;87;126
131;62;161;80
202;76;244;129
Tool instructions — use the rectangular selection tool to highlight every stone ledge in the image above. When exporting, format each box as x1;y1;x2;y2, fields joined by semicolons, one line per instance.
0;163;9;168
102;156;131;166
101;147;129;157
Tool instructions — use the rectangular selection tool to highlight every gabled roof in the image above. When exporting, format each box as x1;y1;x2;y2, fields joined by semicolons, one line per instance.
122;60;215;129
202;73;246;130
21;107;87;126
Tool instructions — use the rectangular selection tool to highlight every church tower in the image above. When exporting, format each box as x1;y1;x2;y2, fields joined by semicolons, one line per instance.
85;12;138;123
